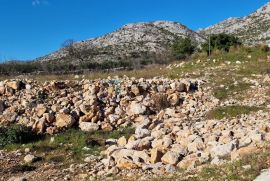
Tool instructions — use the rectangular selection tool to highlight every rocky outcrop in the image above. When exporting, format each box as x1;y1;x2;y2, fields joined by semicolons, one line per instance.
199;3;270;45
37;21;205;64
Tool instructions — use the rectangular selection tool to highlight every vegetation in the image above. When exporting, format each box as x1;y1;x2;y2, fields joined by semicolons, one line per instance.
202;34;241;54
3;127;135;163
206;106;262;120
0;124;42;147
172;37;196;59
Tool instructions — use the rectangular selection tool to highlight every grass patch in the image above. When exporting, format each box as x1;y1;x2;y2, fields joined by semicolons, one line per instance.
4;127;135;164
206;106;261;119
0;124;43;148
213;82;251;100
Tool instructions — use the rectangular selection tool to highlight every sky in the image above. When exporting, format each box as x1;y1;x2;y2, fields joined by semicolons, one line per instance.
0;0;269;61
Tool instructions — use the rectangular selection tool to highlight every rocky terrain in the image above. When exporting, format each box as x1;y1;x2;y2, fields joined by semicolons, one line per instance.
37;21;205;64
199;2;270;45
1;46;270;180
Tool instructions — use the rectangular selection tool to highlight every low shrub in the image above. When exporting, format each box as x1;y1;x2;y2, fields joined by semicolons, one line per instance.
0;124;41;147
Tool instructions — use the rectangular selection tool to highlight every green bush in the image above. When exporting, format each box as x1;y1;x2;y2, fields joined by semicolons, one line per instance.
202;33;241;55
172;37;196;59
0;124;41;147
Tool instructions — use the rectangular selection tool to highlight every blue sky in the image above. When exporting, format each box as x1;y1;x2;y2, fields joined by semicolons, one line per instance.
0;0;269;61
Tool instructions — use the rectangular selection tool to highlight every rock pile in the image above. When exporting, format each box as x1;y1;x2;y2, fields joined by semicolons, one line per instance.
100;108;270;175
1;77;270;178
0;77;213;135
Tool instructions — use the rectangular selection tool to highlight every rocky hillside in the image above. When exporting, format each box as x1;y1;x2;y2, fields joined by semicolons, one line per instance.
1;47;270;180
37;21;205;64
199;2;270;45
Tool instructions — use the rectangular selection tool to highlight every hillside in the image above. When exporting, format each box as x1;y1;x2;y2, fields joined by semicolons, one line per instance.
37;21;205;64
1;47;270;180
199;2;270;45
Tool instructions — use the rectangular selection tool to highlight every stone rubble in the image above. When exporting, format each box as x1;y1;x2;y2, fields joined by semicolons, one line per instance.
1;76;270;179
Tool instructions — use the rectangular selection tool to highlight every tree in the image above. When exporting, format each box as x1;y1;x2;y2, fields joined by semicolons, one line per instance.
172;37;196;59
202;33;241;55
62;39;84;61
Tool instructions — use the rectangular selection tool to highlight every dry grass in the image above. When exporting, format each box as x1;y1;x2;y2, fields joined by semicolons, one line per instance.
0;64;171;82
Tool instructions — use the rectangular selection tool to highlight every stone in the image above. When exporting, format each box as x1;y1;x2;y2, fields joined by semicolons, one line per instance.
254;169;270;181
36;104;47;117
101;122;113;131
131;85;141;96
177;156;197;170
231;146;260;160
79;122;99;132
117;136;127;147
84;155;98;163
127;101;146;116
168;93;179;106
150;148;163;163
8;177;27;181
24;154;36;163
161;151;180;165
135;127;150;138
111;149;150;169
210;140;238;158
187;137;205;153
171;144;187;156
79;112;95;122
6;81;20;90
25;148;31;153
25;84;31;90
55;113;76;128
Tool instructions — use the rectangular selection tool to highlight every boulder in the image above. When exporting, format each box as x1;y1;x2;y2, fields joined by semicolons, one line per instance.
55;113;76;128
79;122;99;132
6;81;21;90
161;151;181;165
231;146;260;160
210;140;238;158
111;149;150;169
127;101;146;116
24;154;36;163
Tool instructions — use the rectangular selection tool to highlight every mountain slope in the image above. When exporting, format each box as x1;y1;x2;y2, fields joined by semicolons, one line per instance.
199;3;270;45
37;21;205;64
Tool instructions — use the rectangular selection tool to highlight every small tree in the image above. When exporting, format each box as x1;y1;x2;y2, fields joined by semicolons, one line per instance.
62;39;84;61
202;33;241;55
172;37;196;59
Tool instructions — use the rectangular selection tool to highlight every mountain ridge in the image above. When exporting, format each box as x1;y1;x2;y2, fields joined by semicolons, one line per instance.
37;2;270;64
198;2;270;45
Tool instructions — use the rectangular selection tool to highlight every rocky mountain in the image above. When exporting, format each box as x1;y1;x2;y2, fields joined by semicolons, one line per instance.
199;2;270;45
36;3;270;66
37;21;205;64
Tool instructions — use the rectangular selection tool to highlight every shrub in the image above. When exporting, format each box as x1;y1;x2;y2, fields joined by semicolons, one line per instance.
202;33;241;55
172;37;196;59
0;124;41;147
